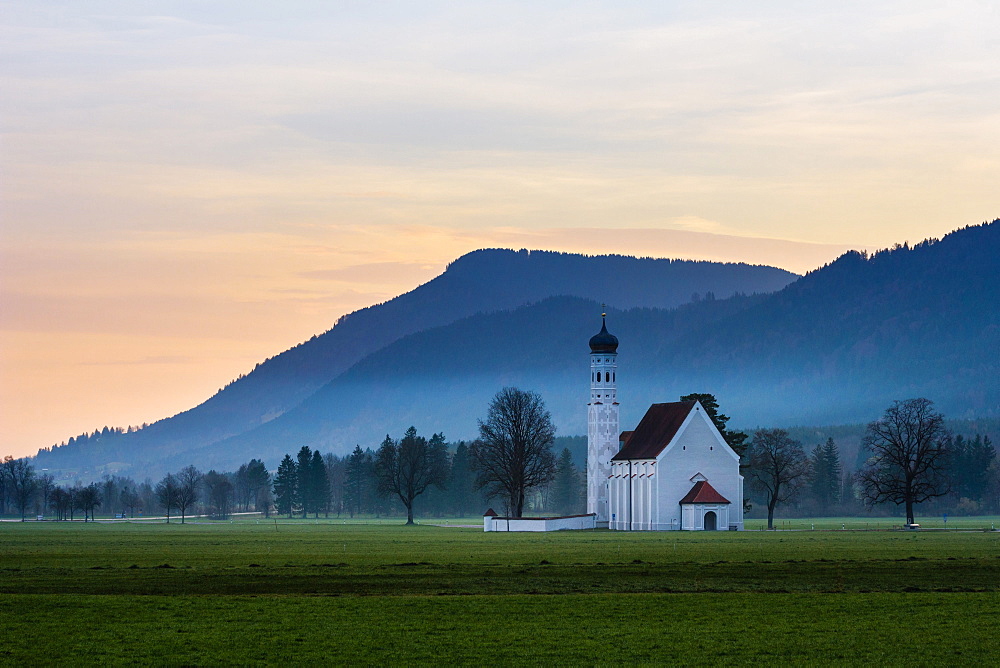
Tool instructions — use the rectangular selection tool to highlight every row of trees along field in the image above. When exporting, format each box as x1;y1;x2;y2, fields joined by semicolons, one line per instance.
0;389;583;521
3;393;997;524
745;398;999;528
270;388;584;522
0;443;582;523
0;457;276;522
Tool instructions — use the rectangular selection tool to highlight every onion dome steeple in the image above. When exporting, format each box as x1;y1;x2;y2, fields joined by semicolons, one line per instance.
587;307;619;526
589;312;619;353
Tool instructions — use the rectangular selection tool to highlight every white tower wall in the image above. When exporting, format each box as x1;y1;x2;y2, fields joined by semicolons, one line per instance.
587;339;618;526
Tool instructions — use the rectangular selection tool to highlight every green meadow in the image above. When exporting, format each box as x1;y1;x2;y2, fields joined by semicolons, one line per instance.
2;519;998;665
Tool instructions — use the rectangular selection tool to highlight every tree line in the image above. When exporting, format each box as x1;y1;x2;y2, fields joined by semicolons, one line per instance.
36;424;148;455
268;388;583;522
1;389;585;522
6;392;996;526
0;458;274;522
745;398;999;528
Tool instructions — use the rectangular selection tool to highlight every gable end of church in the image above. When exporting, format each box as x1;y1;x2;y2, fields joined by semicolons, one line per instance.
589;315;744;531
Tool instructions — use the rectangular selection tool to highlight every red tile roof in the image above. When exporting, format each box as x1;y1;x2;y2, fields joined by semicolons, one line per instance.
483;508;498;517
611;401;696;460
679;480;731;505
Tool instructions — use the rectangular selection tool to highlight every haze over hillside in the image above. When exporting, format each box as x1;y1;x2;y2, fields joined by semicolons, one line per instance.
190;221;1000;474
35;251;797;479
34;221;999;480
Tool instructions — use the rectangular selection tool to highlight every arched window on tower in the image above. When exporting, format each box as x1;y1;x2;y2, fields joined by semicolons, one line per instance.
605;372;610;382
613;372;615;382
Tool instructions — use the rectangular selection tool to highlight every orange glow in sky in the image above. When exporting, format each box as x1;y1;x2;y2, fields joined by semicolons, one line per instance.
2;2;998;458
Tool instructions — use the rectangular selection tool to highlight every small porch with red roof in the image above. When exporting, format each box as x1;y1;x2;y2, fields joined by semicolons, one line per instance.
679;479;733;531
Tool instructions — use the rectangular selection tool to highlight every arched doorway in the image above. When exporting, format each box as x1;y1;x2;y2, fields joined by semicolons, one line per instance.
704;511;717;531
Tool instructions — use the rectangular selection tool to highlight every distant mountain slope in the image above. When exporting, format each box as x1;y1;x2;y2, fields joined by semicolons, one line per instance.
674;221;1000;423
189;221;999;474
35;251;795;476
178;294;759;471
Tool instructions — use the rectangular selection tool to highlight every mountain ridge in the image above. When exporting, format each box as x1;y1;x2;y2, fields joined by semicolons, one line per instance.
177;220;999;474
34;221;998;480
35;250;797;477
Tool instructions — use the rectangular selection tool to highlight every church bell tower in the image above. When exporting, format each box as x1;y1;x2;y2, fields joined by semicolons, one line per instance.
587;311;619;526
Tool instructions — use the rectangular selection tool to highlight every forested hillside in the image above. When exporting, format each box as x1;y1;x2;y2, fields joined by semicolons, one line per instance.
189;221;999;475
34;251;795;478
32;221;998;480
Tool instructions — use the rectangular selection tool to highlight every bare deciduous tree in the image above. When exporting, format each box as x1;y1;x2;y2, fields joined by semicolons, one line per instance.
471;387;557;517
856;398;952;526
155;473;180;522
37;473;55;518
0;455;10;515
235;459;271;513
4;458;37;521
747;428;810;529
176;465;203;524
203;470;234;519
120;485;141;518
50;487;71;520
75;483;102;522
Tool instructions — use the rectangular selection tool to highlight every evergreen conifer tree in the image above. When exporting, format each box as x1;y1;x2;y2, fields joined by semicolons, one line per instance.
951;435;995;503
273;454;297;518
447;442;476;517
296;446;313;517
324;453;345;517
344;445;371;517
810;438;842;513
309;450;329;518
550;448;583;515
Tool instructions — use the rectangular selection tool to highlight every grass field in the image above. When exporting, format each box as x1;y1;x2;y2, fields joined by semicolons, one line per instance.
2;518;998;664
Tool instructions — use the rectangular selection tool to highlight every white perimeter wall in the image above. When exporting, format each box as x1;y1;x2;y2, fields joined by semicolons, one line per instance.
484;514;597;532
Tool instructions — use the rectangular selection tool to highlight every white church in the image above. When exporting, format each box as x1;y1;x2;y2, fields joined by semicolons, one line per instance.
486;314;744;532
587;315;744;531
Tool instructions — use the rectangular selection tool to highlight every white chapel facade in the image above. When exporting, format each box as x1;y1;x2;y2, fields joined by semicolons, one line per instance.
586;317;744;531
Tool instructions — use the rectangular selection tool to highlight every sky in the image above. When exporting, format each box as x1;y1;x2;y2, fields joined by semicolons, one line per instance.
2;1;998;459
